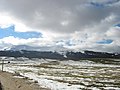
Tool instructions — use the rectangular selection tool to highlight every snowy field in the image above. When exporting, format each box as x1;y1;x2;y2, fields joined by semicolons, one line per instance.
0;57;120;90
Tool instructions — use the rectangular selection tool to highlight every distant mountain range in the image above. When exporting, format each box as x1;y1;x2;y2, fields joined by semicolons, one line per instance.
0;45;119;60
10;45;70;52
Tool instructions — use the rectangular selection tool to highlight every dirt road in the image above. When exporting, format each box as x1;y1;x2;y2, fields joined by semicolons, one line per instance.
0;71;49;90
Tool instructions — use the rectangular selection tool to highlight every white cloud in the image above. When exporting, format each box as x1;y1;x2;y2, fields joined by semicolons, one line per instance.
106;27;120;38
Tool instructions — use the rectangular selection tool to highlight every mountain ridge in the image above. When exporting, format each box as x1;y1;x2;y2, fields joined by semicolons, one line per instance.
0;49;120;60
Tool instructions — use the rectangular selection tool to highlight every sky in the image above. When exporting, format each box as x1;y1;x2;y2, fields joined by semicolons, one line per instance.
0;0;120;53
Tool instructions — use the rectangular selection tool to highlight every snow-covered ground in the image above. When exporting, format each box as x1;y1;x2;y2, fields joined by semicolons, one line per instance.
0;57;120;90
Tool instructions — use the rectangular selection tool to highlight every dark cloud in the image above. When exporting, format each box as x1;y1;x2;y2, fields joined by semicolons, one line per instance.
0;0;118;33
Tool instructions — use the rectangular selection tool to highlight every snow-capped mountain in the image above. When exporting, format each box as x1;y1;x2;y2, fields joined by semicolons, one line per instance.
10;45;69;52
0;45;119;61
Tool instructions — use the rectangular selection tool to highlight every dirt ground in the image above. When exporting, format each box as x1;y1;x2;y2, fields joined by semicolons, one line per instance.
0;71;50;90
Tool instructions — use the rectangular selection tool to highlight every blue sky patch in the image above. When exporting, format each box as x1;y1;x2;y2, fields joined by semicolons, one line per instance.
96;39;113;44
0;25;42;39
90;2;104;8
90;0;120;7
66;40;73;46
105;0;120;5
115;23;120;27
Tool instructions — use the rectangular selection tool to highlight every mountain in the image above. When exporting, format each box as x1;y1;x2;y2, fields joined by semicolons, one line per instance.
0;45;119;62
0;50;120;60
10;45;69;52
0;45;119;65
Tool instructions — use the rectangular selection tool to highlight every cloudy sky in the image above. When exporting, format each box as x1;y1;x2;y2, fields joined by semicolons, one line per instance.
0;0;120;53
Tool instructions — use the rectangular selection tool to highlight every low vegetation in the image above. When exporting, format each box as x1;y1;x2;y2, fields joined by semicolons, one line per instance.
2;58;120;90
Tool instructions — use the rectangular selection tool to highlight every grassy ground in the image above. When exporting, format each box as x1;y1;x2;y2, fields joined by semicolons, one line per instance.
2;58;120;90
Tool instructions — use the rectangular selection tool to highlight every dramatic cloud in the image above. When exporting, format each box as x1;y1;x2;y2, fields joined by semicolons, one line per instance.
0;0;120;52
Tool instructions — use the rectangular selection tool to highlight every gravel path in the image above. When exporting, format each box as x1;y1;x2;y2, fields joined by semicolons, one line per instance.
0;71;50;90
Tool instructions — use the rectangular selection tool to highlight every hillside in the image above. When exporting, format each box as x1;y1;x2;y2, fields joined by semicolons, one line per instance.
0;50;120;60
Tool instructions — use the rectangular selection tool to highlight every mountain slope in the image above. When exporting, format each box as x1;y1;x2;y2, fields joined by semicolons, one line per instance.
0;50;120;60
10;45;69;52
